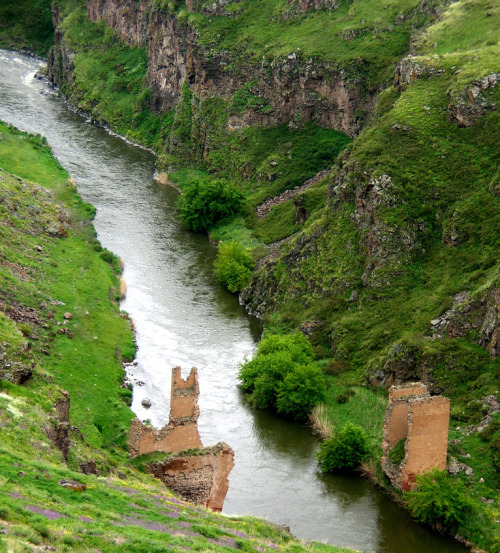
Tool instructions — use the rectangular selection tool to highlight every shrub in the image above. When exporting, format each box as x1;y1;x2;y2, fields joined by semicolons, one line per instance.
317;423;369;472
214;241;254;293
404;469;475;532
177;177;243;232
324;359;350;376
336;388;355;404
239;333;325;420
276;364;326;420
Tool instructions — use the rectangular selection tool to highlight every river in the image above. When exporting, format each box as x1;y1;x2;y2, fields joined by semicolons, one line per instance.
0;49;467;553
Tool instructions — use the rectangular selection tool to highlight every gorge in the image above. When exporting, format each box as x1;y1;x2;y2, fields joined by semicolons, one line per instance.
0;0;498;550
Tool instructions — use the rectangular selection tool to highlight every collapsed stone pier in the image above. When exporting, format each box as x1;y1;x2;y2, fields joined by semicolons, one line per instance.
129;367;203;457
381;383;450;491
129;366;234;511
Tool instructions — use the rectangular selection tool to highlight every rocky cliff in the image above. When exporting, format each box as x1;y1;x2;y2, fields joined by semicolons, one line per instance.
84;0;375;137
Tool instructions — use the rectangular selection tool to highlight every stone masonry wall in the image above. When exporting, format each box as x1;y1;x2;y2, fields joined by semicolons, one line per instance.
128;367;202;458
150;442;235;512
128;367;234;511
401;396;450;490
381;383;450;490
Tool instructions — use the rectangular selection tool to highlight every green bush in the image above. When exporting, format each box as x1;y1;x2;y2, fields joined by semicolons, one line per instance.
214;241;254;293
404;469;475;532
177;177;243;232
239;333;325;420
317;423;369;472
276;364;326;420
336;389;355;404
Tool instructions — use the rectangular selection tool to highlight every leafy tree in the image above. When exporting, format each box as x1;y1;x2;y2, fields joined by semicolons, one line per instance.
214;241;254;293
177;177;243;232
276;364;326;420
239;333;325;420
317;423;369;472
404;469;475;532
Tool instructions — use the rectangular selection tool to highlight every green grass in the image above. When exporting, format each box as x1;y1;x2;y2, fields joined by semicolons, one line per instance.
0;122;135;449
53;1;353;249
167;167;209;191
244;1;500;547
5;0;499;547
57;6;173;148
210;217;263;248
188;0;427;86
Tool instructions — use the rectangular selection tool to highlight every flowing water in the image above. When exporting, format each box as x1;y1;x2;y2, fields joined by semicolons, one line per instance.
0;49;467;553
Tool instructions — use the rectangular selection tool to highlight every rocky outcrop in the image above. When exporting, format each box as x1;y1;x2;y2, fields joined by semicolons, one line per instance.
429;287;500;357
87;0;149;46
150;442;235;512
186;0;245;16
84;0;376;137
0;340;32;385
448;73;499;127
242;153;423;317
287;0;341;11
394;56;446;90
46;34;75;90
46;390;72;461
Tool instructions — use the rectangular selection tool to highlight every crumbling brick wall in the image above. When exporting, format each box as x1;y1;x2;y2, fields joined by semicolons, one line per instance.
129;366;235;511
381;383;450;490
129;367;202;458
150;442;235;512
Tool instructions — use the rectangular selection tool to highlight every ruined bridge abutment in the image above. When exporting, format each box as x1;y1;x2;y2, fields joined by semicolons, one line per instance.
381;383;450;490
128;366;234;511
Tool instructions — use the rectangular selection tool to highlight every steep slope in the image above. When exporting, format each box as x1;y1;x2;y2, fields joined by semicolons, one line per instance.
241;2;499;548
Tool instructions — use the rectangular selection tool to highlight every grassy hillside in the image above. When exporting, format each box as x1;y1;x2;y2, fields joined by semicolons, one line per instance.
187;0;427;86
242;0;499;548
0;122;350;553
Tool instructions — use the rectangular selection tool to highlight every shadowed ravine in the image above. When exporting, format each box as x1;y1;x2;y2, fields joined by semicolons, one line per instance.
0;49;466;553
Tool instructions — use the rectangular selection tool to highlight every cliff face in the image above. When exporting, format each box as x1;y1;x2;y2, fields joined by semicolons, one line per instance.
46;3;75;90
85;0;374;137
46;0;499;386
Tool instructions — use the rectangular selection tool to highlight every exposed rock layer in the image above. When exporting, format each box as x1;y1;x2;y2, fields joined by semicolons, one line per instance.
84;0;376;137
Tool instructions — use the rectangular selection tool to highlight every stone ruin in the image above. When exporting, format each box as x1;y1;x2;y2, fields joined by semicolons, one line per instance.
129;367;203;457
150;442;234;512
381;383;450;491
129;366;234;511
